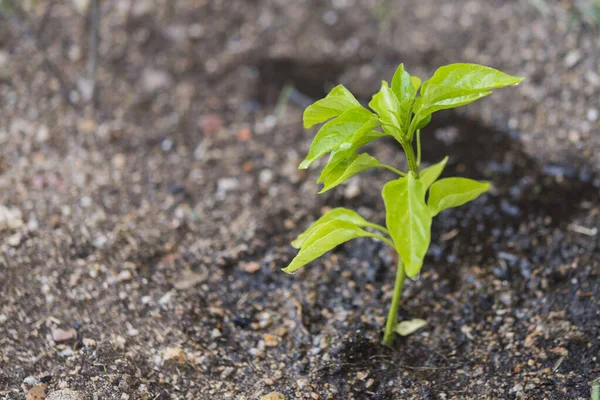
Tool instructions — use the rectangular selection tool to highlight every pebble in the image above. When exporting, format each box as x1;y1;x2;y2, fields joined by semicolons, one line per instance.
259;169;274;186
211;328;222;339
215;178;239;200
27;385;46;400
0;206;24;231
52;328;77;343
46;389;83;400
82;338;97;347
263;334;278;347
261;393;286;400
163;347;187;364
587;108;598;122
343;179;361;199
242;261;261;274
198;114;224;135
60;347;74;357
564;50;582;69
236;126;252;142
141;68;173;93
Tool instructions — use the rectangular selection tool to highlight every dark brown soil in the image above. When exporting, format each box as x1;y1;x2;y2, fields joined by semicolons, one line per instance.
0;1;598;399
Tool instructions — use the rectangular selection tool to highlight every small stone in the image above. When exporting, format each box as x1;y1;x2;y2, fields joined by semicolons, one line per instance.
141;69;172;93
46;389;83;400
60;347;74;357
215;178;239;200
161;139;173;152
112;154;127;169
587;108;598;122
365;378;375;388
172;269;208;290
343;179;361;199
27;385;46;400
82;338;97;347
511;383;523;393
210;328;222;339
242;261;261;274
127;327;139;336
356;371;369;380
71;0;90;14
236;126;252;142
0;206;24;231
263;334;278;347
117;270;133;282
52;328;77;343
259;169;274;186
77;118;96;134
120;394;130;400
564;50;583;69
249;347;263;357
24;376;38;385
198;114;224;135
8;233;22;247
261;392;286;400
0;314;7;324
163;347;186;364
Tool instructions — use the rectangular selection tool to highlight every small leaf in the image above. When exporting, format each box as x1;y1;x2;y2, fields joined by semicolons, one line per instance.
413;64;523;129
419;156;449;189
421;85;493;112
369;81;404;134
391;64;416;103
382;174;432;278
424;63;524;94
319;153;381;193
291;208;374;249
390;65;420;133
414;113;432;130
395;319;427;336
299;107;377;169
317;130;386;183
428;177;490;217
284;220;373;273
303;85;361;128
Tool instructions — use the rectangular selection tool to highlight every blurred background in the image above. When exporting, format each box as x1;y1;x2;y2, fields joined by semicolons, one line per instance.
0;1;599;399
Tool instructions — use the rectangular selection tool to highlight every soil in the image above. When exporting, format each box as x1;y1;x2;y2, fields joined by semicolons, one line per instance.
0;1;599;399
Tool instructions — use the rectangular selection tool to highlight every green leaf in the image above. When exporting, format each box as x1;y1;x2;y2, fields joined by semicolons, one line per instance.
382;174;432;278
303;85;361;128
391;64;416;103
419;156;448;189
319;153;381;193
291;208;380;249
390;65;421;134
369;81;404;134
284;220;374;273
299;107;377;169
428;177;490;217
317;130;386;183
414;114;432;131
424;63;524;94
395;318;427;336
422;85;493;110
413;64;524;130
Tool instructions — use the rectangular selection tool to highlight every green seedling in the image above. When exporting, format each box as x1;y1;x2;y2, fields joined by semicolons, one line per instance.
284;63;523;345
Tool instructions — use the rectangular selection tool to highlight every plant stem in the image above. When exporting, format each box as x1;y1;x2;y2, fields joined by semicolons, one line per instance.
381;164;407;177
383;258;406;346
416;129;422;167
401;141;419;176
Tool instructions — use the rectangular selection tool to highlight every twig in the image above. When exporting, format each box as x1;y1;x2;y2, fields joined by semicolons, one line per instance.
87;0;100;106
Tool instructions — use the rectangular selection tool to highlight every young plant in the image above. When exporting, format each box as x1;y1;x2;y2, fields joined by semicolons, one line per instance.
284;63;523;345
